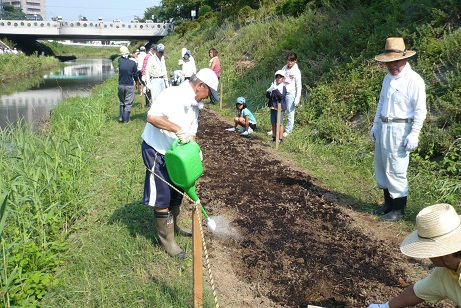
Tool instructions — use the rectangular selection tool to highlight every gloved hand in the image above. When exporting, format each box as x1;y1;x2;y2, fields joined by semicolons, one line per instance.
367;302;389;308
294;98;300;107
404;131;419;152
175;128;191;144
370;124;378;142
225;127;236;132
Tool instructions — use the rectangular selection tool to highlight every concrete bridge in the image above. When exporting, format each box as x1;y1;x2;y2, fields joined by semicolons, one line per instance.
0;19;172;41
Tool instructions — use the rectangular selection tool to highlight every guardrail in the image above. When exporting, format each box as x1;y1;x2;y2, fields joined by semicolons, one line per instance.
0;20;173;39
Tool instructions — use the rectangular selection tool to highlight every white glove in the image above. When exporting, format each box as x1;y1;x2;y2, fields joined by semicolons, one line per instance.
367;302;389;308
141;75;146;82
175;128;191;144
240;131;250;136
294;99;300;106
199;150;203;161
404;131;419;152
225;127;236;132
370;124;378;142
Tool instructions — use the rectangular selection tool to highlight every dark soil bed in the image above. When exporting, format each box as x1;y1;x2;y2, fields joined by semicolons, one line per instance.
192;107;449;308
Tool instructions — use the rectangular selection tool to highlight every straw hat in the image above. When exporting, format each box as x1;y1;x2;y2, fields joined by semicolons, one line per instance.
400;203;461;258
375;37;416;62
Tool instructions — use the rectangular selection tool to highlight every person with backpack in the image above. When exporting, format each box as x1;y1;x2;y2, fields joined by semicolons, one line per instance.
266;70;287;143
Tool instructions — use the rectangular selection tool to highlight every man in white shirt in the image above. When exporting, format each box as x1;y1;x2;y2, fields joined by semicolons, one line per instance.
370;37;427;221
141;68;219;258
145;43;169;103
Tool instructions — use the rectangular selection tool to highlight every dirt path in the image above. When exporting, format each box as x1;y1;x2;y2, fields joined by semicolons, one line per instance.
192;107;449;308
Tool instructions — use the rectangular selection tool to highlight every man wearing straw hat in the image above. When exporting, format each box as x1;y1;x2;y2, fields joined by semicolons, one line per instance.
368;203;461;307
370;37;427;221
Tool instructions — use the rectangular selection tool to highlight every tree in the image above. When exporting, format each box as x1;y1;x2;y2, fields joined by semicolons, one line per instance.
2;4;27;19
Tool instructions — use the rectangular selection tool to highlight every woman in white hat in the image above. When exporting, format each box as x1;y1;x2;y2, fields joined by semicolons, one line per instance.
368;203;461;307
370;37;427;221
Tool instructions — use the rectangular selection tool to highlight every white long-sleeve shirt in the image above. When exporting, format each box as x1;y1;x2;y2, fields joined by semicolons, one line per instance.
145;54;168;85
373;62;427;132
281;63;302;105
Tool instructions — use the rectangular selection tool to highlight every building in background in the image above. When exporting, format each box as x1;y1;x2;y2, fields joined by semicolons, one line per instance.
2;0;45;20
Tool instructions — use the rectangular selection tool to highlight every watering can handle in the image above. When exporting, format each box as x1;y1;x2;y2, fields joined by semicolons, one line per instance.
171;138;180;150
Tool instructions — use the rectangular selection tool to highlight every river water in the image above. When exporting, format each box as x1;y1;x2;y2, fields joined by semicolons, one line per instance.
0;58;115;129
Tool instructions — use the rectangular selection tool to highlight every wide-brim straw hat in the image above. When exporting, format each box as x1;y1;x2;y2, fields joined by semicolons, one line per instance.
375;37;416;62
400;203;461;258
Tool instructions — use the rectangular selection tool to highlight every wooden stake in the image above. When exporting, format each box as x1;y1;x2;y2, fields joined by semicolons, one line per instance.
141;84;145;110
219;81;223;110
193;206;203;307
275;102;281;150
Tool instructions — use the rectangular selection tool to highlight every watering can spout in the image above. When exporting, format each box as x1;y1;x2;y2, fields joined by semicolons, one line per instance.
185;186;199;203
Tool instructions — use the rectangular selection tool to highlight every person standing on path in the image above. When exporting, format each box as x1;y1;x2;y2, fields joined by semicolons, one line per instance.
136;46;147;92
370;37;427;222
117;46;137;123
281;51;301;137
208;48;220;79
266;70;287;143
141;68;219;258
145;43;169;104
367;203;461;307
141;45;155;107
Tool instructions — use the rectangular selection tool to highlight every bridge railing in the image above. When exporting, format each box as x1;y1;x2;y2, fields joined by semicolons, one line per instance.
0;20;173;37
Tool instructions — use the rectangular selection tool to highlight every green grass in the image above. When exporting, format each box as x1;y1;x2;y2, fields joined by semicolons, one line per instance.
39;79;215;307
3;0;461;305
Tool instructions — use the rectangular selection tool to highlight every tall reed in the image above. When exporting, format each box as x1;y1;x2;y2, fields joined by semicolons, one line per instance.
0;80;113;306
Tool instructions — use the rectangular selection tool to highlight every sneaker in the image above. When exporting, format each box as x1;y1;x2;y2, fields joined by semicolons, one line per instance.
248;127;253;133
237;127;245;133
240;131;250;136
225;127;236;132
283;132;289;137
267;131;272;135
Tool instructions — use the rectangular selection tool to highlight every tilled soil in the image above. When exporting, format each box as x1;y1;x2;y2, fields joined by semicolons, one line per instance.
193;107;449;308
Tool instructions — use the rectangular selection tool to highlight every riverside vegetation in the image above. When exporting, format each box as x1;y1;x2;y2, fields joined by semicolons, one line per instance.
1;0;461;306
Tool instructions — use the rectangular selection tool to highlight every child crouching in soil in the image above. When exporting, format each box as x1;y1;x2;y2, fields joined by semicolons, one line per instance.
266;70;287;143
226;96;257;136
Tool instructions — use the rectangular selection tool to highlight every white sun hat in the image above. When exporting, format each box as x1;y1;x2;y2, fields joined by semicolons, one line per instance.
400;203;461;258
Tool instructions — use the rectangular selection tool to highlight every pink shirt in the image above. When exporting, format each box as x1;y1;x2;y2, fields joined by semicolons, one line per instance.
209;56;220;78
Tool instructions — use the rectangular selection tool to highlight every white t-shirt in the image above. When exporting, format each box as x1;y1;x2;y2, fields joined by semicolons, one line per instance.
141;81;199;154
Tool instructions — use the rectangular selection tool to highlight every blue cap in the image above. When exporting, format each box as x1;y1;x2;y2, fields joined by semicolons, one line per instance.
156;43;165;52
236;97;245;104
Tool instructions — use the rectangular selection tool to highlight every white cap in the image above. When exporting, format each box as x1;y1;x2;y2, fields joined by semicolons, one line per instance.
196;68;219;104
275;70;285;77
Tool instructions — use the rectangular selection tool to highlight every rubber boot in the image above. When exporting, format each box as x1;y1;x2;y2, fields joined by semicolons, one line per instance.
118;105;124;122
170;205;192;237
374;189;392;215
155;211;186;258
122;111;130;123
381;196;406;222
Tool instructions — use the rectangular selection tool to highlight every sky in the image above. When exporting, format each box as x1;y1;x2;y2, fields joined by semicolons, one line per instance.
45;0;161;22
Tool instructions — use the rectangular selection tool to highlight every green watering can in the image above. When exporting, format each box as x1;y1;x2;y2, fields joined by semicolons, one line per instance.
164;139;216;231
